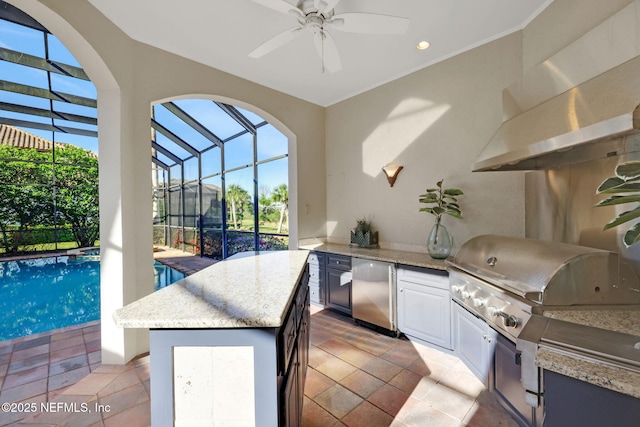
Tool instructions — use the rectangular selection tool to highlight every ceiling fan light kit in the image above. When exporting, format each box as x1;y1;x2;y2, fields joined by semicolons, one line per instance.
250;0;409;73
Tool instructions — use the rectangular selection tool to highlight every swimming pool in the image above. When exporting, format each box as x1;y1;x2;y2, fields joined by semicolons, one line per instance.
0;255;186;341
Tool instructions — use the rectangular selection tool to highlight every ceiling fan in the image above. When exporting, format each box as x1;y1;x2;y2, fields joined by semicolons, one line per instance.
249;0;410;73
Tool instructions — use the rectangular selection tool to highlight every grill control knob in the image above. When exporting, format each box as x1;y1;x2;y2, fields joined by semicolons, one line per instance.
451;285;463;294
502;315;520;328
472;297;485;308
487;306;500;317
461;291;471;300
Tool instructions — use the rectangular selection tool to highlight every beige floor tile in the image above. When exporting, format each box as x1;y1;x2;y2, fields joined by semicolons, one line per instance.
341;401;394;427
317;337;358;356
304;367;336;398
302;397;341;427
395;396;460;427
409;358;450;383
315;355;358;382
314;384;363;420
387;368;423;395
337;347;376;368
438;366;486;399
309;346;335;369
379;342;421;369
340;369;385;399
462;391;520;427
423;382;476;420
360;357;403;382
353;335;396;356
368;383;411;417
102;401;151;427
99;383;150;420
64;372;119;396
97;368;144;398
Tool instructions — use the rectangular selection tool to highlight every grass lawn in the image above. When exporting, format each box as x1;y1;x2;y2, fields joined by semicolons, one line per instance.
0;240;100;256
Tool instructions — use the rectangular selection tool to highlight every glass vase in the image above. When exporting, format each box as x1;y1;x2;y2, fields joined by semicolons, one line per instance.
427;219;452;259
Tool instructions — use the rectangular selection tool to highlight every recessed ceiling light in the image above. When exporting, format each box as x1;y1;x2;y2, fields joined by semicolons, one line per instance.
417;41;430;50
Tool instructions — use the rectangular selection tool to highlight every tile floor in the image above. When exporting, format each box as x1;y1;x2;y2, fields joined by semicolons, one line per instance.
0;250;519;426
0;307;518;426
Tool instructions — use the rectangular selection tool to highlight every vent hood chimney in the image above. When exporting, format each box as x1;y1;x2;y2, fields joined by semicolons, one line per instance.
474;56;640;172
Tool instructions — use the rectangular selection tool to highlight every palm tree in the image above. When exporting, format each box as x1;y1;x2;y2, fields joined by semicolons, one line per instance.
226;184;249;229
271;184;288;234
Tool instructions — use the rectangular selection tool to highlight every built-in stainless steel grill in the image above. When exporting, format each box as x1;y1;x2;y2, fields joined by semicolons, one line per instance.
446;234;640;427
447;234;640;342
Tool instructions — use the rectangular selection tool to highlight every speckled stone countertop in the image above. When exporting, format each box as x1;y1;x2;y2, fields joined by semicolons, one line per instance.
542;307;640;336
113;250;309;329
299;243;448;271
536;306;640;398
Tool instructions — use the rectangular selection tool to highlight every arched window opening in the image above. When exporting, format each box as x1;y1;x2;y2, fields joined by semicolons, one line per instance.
151;100;289;260
0;2;99;255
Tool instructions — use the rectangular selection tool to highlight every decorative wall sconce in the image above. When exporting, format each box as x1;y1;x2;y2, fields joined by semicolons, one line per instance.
382;163;403;187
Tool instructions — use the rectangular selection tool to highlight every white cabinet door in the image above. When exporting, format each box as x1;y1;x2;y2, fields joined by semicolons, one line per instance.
452;302;496;384
398;282;452;349
397;267;452;350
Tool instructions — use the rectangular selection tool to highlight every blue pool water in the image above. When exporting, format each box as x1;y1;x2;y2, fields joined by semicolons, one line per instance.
0;255;186;341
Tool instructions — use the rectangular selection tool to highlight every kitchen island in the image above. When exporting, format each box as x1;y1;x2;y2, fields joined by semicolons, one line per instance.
114;250;310;427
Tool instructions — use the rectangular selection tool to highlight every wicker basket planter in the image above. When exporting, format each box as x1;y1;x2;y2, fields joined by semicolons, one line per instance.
350;230;379;249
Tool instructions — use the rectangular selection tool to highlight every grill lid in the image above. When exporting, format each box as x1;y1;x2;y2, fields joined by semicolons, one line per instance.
448;235;640;305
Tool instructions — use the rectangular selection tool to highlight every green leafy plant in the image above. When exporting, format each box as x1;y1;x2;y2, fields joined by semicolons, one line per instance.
419;179;463;222
595;160;640;247
354;217;373;235
351;217;378;248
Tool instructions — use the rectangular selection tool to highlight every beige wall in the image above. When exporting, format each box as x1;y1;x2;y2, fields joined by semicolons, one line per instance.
324;0;632;253
325;34;525;252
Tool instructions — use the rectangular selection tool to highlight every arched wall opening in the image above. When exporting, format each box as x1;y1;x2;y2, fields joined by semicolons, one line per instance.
150;94;298;260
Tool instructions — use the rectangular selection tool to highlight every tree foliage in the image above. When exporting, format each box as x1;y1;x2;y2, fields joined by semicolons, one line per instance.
0;144;99;253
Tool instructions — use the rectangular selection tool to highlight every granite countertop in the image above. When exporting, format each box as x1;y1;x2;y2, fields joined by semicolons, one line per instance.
535;306;640;398
299;243;448;270
113;250;309;329
542;307;640;336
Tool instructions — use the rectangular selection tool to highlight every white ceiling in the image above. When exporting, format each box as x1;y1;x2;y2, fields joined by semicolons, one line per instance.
88;0;552;107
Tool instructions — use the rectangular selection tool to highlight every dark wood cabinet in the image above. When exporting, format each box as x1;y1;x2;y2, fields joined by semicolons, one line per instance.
278;282;310;426
325;254;352;315
308;251;353;315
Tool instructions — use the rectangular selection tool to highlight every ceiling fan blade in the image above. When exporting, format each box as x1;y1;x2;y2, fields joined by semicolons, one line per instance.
329;12;409;34
252;0;303;17
249;27;303;58
314;0;342;14
313;30;342;73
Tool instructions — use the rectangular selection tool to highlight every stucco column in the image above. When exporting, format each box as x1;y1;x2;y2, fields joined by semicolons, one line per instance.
99;90;153;364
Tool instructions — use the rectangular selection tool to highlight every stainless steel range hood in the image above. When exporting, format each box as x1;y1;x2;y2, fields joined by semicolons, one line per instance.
473;56;640;172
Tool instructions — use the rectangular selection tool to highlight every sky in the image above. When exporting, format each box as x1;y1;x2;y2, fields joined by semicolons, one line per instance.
0;17;288;194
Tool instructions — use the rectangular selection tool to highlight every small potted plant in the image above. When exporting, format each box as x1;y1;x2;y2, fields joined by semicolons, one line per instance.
350;217;379;248
419;179;463;259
